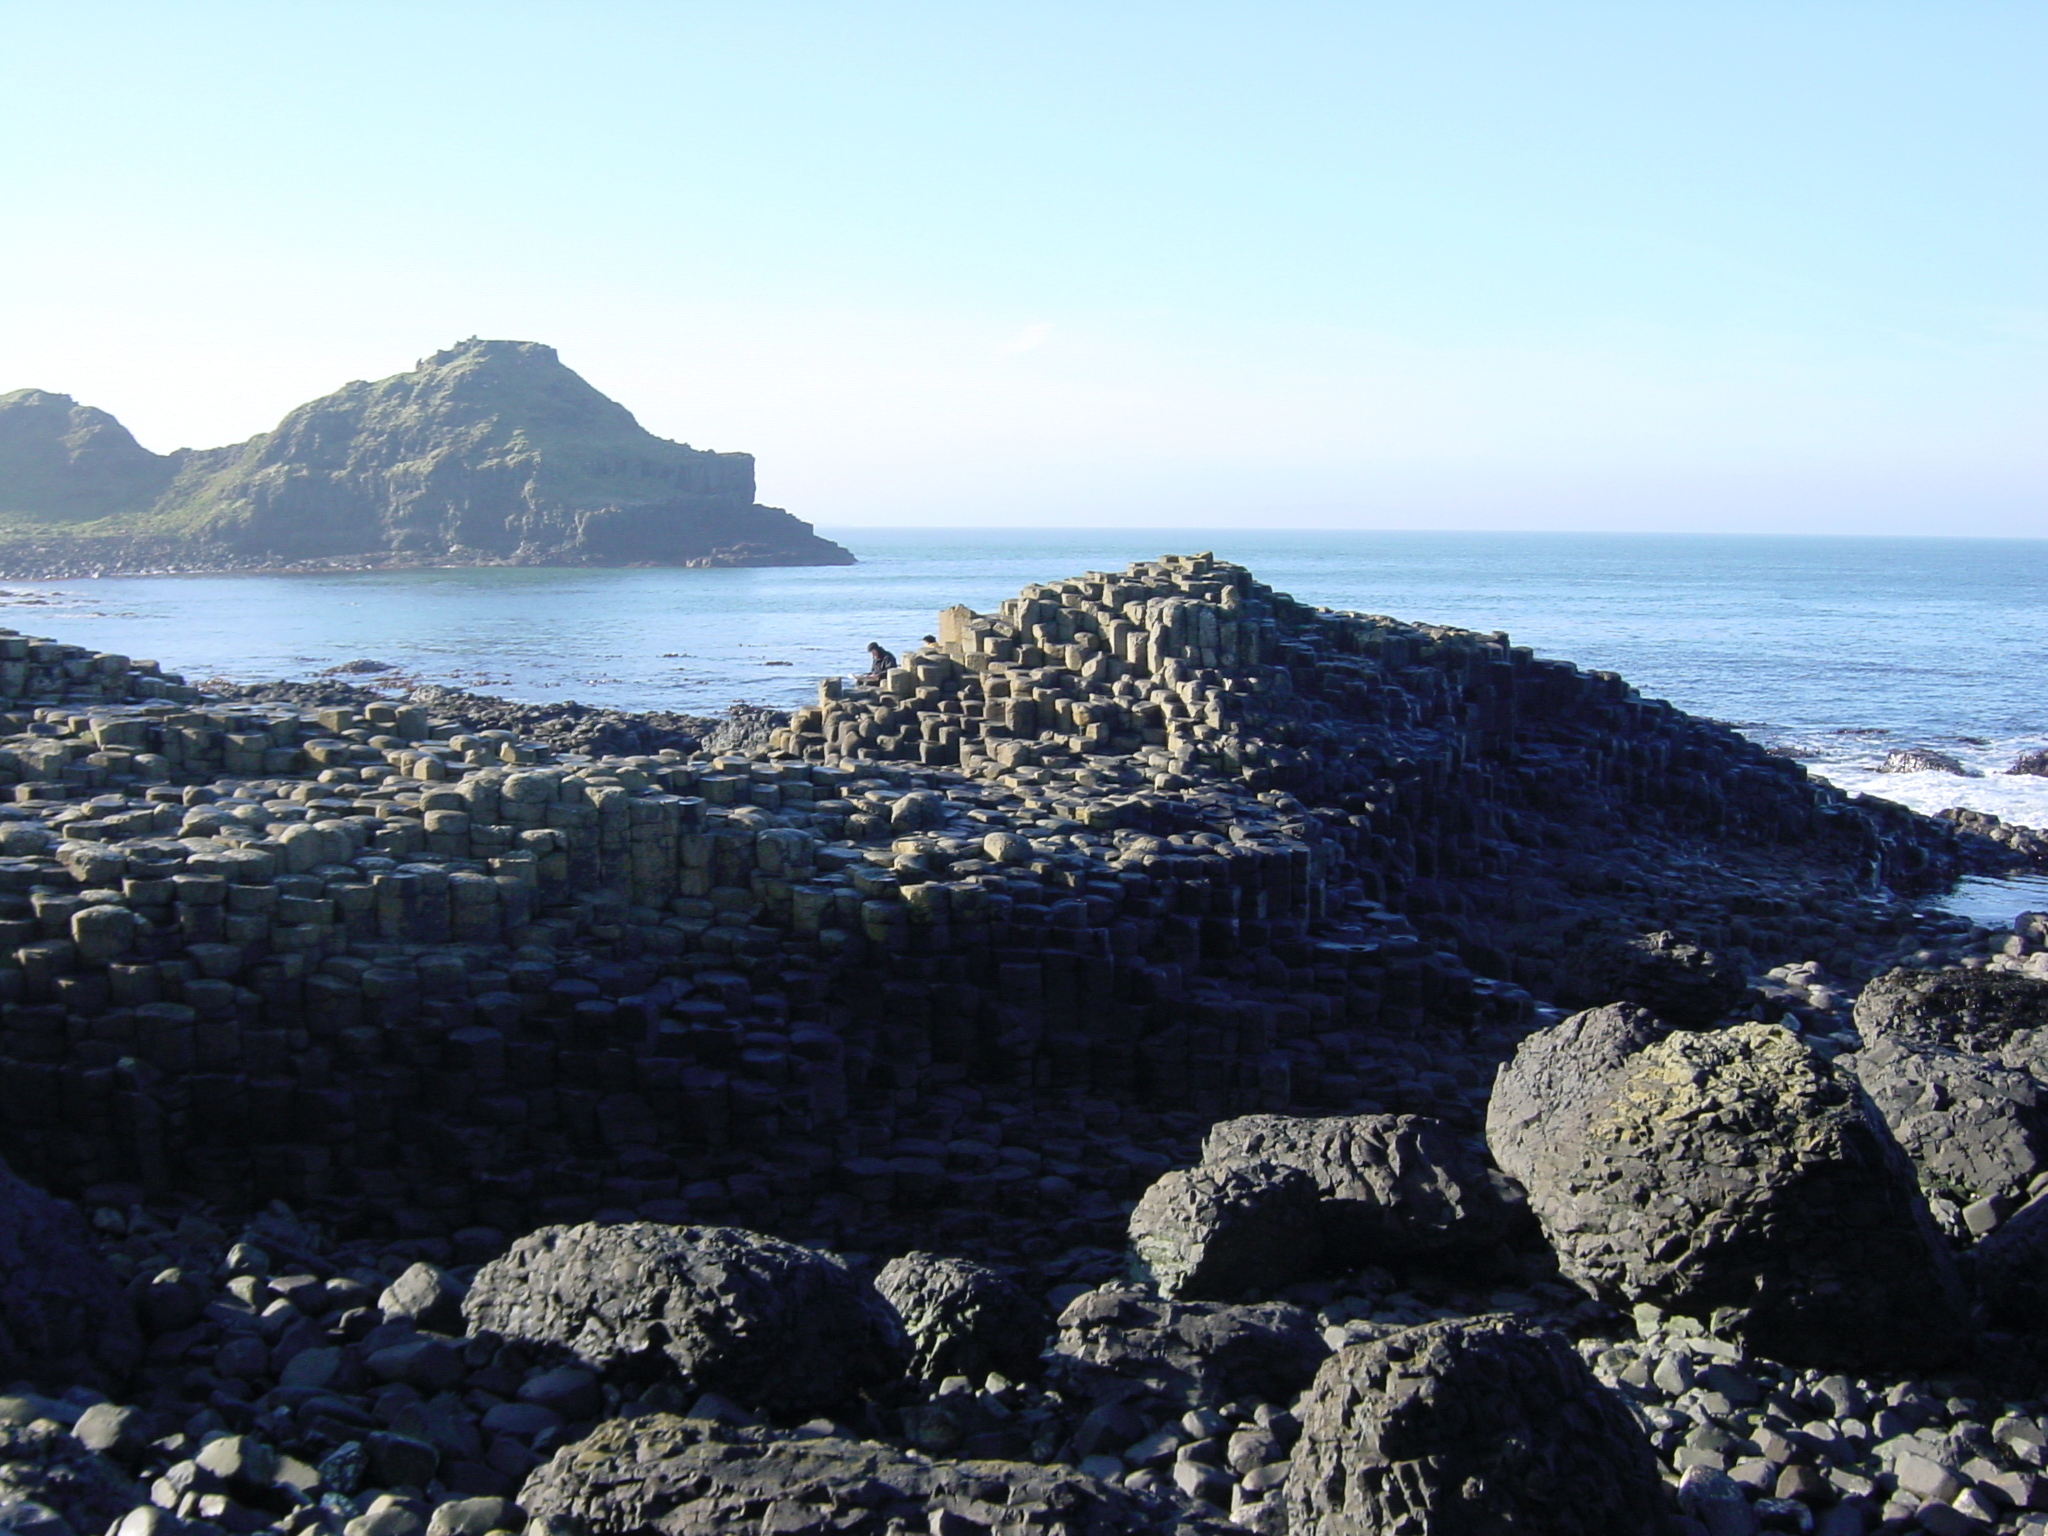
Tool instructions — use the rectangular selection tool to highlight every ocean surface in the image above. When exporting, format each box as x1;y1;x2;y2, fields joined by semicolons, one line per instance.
3;527;2043;884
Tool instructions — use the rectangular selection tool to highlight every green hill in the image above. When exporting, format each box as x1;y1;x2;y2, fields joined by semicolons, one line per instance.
0;339;853;572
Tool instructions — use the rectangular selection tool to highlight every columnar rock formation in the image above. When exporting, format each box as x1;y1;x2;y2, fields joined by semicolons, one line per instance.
0;554;2042;1535
0;554;2011;1243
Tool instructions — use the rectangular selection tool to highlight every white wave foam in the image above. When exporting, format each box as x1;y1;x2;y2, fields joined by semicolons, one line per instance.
1748;728;2048;833
1816;765;2048;832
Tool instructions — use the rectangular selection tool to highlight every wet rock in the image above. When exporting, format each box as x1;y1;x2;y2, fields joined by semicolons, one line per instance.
1198;1112;1524;1267
1854;967;2048;1055
1047;1287;1330;1408
873;1252;1048;1385
1286;1316;1667;1536
1125;1161;1322;1301
1488;1007;1965;1369
1878;748;1979;776
1558;928;1750;1027
2009;749;2048;778
0;1158;141;1390
518;1413;1230;1536
464;1223;908;1417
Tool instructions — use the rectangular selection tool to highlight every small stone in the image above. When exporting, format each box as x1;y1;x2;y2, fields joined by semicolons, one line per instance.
368;1337;465;1394
1893;1451;1964;1505
366;1432;440;1491
73;1402;147;1460
1227;1427;1284;1475
221;1242;270;1278
1916;1500;1989;1536
515;1367;600;1421
379;1264;466;1335
195;1433;277;1487
282;1347;343;1390
1123;1428;1183;1469
480;1403;562;1440
1775;1464;1828;1502
347;1506;426;1536
112;1509;180;1536
1676;1466;1757;1536
426;1496;524;1536
215;1334;268;1379
319;1441;368;1496
1170;1459;1233;1507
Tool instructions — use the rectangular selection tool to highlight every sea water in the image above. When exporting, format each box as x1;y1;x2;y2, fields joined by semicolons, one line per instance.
5;528;2043;844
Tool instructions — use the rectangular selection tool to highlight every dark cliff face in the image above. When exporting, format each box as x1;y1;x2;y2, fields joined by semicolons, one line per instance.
0;341;853;569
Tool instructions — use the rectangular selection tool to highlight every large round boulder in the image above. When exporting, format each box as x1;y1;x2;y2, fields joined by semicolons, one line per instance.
1556;929;1749;1028
464;1223;908;1417
1125;1160;1322;1301
1854;967;2048;1054
1198;1112;1524;1267
517;1413;1234;1536
1488;1007;1965;1369
1841;1035;2048;1227
873;1252;1048;1386
0;1159;141;1390
1285;1316;1668;1536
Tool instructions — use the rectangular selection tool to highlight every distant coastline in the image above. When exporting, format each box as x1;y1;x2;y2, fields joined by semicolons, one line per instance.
0;338;856;575
0;536;855;581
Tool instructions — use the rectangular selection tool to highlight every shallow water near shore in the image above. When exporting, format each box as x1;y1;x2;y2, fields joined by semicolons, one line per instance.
5;527;2044;827
1931;874;2048;928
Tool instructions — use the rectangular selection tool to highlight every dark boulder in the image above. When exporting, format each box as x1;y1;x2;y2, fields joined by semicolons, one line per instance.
1488;1008;1966;1369
0;1159;141;1389
516;1413;1232;1536
1855;967;2048;1055
463;1223;907;1418
873;1253;1048;1386
1841;1036;2048;1223
1125;1161;1322;1301
2008;749;2048;778
1046;1287;1330;1408
1556;929;1749;1026
1285;1316;1669;1536
1198;1112;1525;1267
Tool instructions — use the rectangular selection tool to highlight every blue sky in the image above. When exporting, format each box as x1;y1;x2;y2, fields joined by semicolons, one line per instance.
2;2;2041;533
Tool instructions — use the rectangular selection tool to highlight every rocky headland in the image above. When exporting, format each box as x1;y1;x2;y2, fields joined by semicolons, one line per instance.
0;553;2041;1534
0;342;853;577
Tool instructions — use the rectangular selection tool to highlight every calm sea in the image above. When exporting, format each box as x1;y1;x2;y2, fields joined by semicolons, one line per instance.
4;528;2043;858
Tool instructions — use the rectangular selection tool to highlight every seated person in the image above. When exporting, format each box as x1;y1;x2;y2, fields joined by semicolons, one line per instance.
859;641;897;684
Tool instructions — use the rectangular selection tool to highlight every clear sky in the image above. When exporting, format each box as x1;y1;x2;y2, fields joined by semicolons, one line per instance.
2;2;2041;534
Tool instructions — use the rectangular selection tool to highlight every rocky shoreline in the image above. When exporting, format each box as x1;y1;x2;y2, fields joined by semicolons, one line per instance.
0;546;847;581
0;552;2041;1535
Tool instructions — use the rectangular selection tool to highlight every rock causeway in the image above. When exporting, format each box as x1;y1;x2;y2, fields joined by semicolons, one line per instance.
0;553;2041;1534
